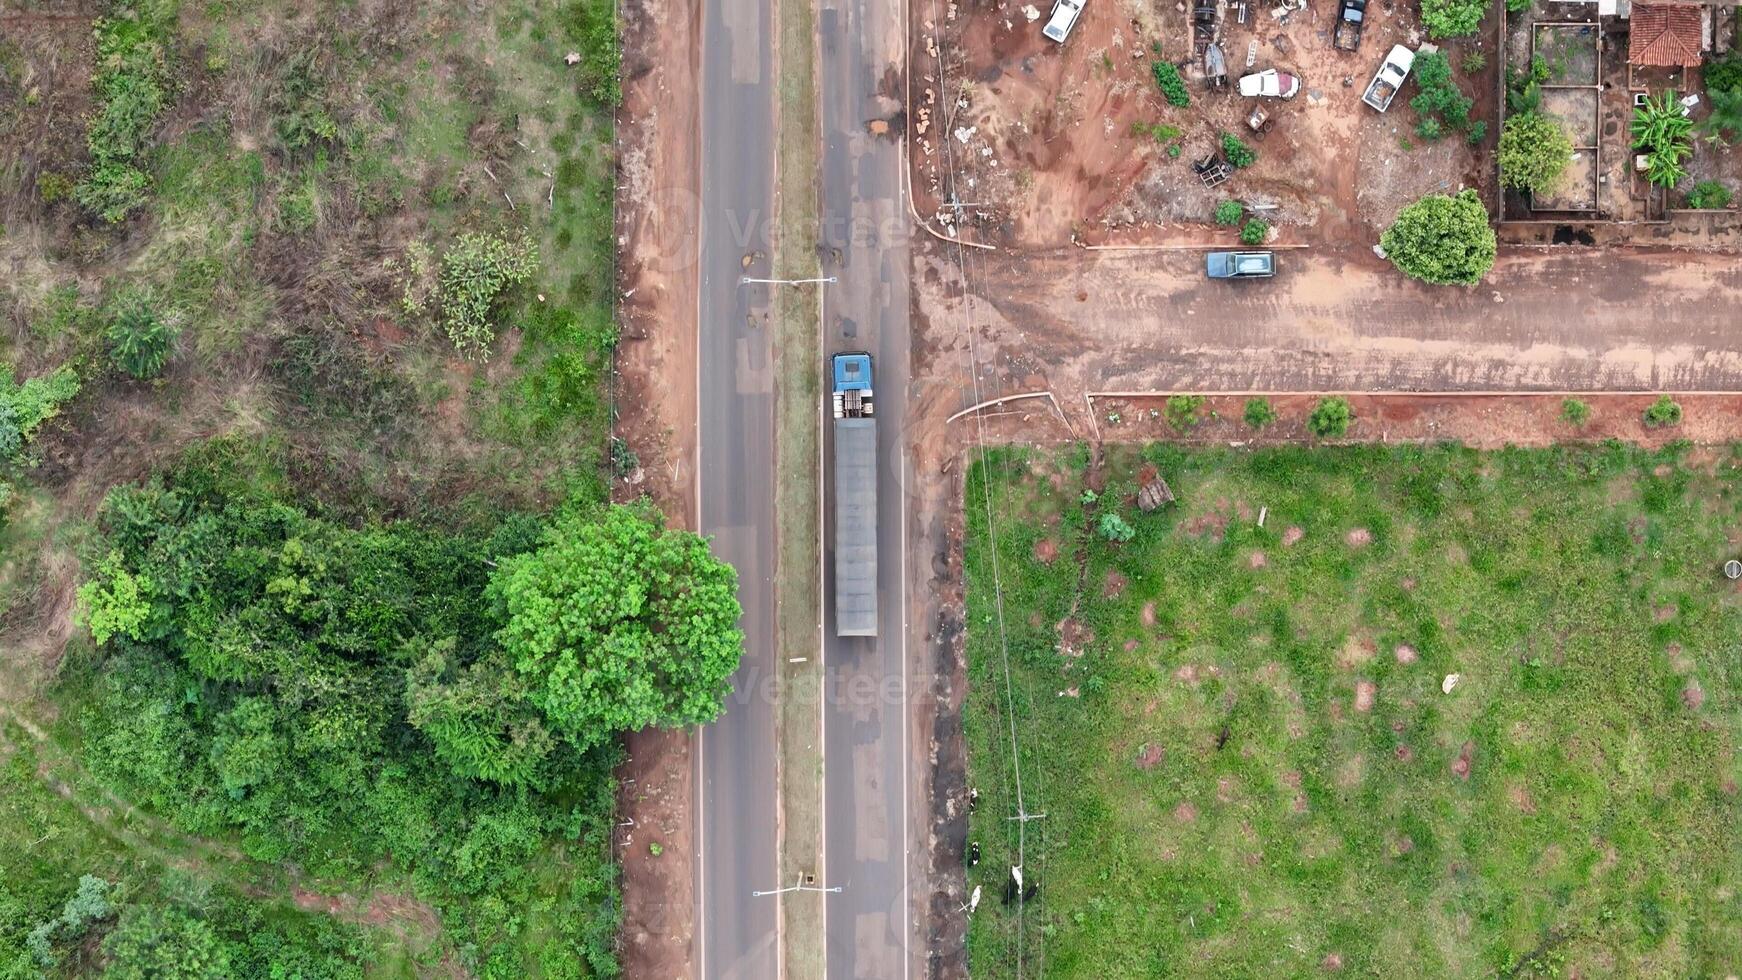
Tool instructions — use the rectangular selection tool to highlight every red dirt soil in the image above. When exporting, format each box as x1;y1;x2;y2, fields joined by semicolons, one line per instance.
613;0;701;973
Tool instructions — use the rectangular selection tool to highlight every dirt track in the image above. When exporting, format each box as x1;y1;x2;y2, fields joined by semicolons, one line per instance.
911;245;1742;401
613;0;701;973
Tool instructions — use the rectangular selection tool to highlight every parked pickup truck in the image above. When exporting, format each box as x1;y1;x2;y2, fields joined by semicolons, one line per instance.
1043;0;1085;42
1206;251;1275;279
1333;0;1366;51
1361;44;1415;112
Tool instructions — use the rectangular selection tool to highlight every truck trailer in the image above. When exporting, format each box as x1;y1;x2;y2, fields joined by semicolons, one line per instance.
831;352;878;637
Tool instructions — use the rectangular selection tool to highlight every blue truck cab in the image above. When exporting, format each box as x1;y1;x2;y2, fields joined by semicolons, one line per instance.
832;352;875;417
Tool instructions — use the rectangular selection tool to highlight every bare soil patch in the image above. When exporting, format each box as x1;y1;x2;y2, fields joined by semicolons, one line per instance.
909;0;1494;247
613;0;701;974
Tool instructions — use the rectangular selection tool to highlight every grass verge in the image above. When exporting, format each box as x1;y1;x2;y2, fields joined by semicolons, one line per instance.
964;442;1742;977
772;0;825;972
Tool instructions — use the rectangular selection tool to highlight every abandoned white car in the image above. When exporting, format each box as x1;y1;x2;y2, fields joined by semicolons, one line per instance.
1237;68;1301;98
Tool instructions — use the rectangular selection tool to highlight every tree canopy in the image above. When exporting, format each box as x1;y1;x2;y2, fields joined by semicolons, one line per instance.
490;504;743;748
1379;189;1497;286
69;440;742;974
1498;112;1573;196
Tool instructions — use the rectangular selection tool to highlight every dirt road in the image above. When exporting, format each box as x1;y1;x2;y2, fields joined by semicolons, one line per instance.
914;246;1742;397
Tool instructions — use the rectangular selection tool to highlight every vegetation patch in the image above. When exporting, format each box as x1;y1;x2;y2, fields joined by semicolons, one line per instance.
963;443;1742;978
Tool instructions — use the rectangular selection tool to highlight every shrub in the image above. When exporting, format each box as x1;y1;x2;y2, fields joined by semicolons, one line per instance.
36;171;76;203
0;363;81;462
1239;218;1269;245
1706;53;1742;96
1243;397;1277;430
1221;132;1256;167
1307;396;1353;438
1380;189;1496;286
1499;112;1573;195
106;292;179;380
1560;398;1591;428
1686;180;1733;209
75;7;176;223
1165;394;1205;431
1152;61;1191;107
1410;52;1474;132
1642;395;1682;428
1466;120;1489;144
1421;0;1491;38
1214;200;1245;226
439;232;539;357
1462;50;1489;74
1098;512;1136;542
1505;0;1528;12
1702;87;1742;144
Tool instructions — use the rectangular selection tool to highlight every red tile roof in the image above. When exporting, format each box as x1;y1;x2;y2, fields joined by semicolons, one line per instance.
1629;4;1704;68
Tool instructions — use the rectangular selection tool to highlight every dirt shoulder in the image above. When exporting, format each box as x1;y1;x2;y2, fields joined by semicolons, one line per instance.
613;0;702;973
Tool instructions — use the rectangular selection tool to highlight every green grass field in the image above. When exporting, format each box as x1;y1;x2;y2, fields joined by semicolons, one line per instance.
963;443;1742;978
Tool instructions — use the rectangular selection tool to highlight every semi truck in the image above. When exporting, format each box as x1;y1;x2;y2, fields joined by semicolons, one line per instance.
831;352;878;637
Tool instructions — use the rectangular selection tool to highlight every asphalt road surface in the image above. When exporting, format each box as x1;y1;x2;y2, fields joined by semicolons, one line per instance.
697;0;779;972
819;0;915;972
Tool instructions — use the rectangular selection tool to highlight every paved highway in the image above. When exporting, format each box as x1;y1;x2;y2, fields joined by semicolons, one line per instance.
819;0;915;972
697;0;779;972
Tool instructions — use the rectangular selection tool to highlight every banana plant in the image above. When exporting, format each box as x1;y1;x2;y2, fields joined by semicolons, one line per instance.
1631;91;1693;151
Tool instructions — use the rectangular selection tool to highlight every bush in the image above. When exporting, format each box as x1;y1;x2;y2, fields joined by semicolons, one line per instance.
1409;52;1475;132
1560;398;1591;428
1499;112;1573;195
1462;50;1489;73
1243;397;1277;430
1686;180;1733;209
1165;394;1205;431
1505;0;1528;12
106;292;179;380
1421;0;1491;38
439;232;539;357
1152;61;1191;107
1703;87;1742;144
1214;200;1245;226
1466;120;1488;145
1380;189;1496;286
1221;132;1256;167
75;7;176;222
1098;512;1136;542
1239;218;1269;245
0;363;81;463
1642;395;1682;428
1706;53;1742;96
1307;397;1353;438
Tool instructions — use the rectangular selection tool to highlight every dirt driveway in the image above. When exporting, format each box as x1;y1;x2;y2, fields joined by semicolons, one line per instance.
911;244;1742;399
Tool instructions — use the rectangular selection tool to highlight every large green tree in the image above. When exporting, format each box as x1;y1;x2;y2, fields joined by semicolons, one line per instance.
489;504;743;747
1380;189;1497;286
1498;112;1573;196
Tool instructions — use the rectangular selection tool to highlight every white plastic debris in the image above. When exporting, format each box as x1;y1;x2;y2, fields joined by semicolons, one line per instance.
1441;673;1461;694
1023;3;1041;18
954;126;976;144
